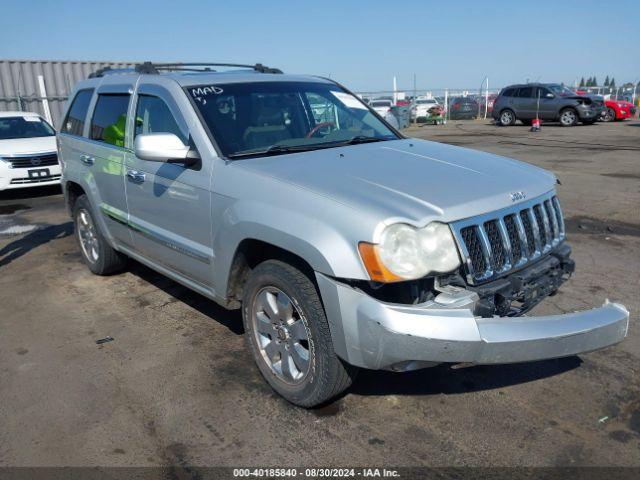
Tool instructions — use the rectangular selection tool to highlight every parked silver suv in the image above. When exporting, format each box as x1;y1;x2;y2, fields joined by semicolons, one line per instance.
58;63;629;407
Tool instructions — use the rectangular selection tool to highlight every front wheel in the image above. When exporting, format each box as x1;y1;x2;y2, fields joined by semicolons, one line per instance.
602;107;616;122
499;109;516;126
559;108;578;127
242;260;357;407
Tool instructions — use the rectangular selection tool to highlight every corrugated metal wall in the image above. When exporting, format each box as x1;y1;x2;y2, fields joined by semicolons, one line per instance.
0;59;137;127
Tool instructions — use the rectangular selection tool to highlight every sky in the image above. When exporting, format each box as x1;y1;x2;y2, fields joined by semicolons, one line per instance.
1;0;638;92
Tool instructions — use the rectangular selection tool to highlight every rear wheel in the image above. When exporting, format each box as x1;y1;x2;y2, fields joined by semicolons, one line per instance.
73;195;127;275
499;109;516;126
242;260;357;407
559;108;578;127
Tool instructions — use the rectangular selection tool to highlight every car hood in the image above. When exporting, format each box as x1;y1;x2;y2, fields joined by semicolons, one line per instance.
0;136;57;156
236;138;557;223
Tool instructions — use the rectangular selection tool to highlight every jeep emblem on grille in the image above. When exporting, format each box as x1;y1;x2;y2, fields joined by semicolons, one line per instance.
30;157;41;166
510;191;526;202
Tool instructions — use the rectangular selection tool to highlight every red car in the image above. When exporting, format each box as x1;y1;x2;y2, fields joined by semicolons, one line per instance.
576;90;634;121
602;98;635;122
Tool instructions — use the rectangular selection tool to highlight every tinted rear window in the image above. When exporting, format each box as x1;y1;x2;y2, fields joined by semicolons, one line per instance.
516;87;534;98
62;89;94;136
502;88;515;97
90;94;130;147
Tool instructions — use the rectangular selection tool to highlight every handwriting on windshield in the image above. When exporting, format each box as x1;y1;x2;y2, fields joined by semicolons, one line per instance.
191;86;224;105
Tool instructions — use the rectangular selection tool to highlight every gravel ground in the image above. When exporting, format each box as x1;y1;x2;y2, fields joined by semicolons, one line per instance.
0;119;638;469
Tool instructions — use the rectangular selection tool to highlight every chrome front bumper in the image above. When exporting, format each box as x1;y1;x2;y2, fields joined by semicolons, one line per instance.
316;273;629;370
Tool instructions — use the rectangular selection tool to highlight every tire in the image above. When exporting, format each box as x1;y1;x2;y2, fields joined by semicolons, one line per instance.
242;260;357;407
602;107;616;122
499;109;516;126
73;195;127;275
559;108;578;127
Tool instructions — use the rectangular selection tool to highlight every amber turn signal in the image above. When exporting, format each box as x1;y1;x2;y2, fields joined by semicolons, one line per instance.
357;242;403;283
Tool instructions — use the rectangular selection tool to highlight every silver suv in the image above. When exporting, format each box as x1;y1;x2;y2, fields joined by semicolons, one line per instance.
58;62;629;407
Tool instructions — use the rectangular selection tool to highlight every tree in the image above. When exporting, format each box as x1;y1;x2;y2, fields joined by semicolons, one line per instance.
609;77;616;88
604;76;610;86
579;77;585;87
592;76;598;87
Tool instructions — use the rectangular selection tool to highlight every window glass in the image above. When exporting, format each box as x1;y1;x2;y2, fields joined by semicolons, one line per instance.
0;116;55;140
536;87;551;98
62;89;94;136
188;81;397;157
516;87;533;98
135;95;187;143
502;88;515;97
90;94;130;147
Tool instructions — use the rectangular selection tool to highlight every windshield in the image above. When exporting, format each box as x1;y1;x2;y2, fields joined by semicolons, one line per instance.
416;99;435;105
371;100;392;107
548;85;577;97
0;116;55;140
188;81;397;157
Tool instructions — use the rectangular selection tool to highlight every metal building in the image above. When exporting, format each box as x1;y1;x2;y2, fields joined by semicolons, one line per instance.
0;59;136;127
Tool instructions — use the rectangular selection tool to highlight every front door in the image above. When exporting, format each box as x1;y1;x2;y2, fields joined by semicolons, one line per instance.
535;87;557;120
124;85;213;288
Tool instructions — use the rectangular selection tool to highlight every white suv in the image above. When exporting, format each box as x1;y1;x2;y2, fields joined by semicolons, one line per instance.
0;112;60;191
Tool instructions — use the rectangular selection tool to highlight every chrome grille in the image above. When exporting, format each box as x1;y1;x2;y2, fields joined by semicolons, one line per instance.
452;192;565;285
7;153;58;169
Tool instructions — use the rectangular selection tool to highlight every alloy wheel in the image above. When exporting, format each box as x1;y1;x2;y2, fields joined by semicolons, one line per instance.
500;110;514;125
560;110;577;126
77;208;99;263
252;287;311;384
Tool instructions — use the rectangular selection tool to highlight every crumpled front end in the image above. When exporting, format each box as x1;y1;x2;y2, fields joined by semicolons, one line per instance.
316;271;629;371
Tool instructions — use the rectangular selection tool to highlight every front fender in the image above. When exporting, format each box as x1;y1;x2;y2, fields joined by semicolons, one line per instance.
211;199;369;298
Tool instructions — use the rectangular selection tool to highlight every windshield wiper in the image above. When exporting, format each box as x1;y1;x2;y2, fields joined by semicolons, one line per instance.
227;144;319;159
344;136;389;145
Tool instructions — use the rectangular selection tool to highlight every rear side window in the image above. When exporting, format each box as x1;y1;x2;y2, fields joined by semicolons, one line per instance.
501;88;515;97
516;87;533;98
62;89;94;136
134;95;187;144
90;94;131;147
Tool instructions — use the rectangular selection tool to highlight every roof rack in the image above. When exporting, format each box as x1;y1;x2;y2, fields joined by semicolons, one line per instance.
134;62;283;75
88;66;137;78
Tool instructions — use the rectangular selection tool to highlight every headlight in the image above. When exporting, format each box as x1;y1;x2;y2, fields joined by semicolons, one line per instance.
358;222;461;282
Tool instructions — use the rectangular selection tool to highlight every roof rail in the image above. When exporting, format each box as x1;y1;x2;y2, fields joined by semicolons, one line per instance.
88;66;137;78
134;62;283;75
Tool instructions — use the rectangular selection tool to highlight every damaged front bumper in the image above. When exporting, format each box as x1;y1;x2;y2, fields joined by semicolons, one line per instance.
316;273;629;371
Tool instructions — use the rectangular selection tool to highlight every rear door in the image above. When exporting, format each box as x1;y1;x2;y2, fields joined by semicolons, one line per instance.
124;81;213;288
514;87;536;119
82;80;135;246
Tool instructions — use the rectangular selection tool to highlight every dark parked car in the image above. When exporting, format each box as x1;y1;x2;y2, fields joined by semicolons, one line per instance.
448;97;478;120
493;83;599;127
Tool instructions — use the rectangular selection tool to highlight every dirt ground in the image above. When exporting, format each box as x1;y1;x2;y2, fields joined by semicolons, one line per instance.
1;119;638;468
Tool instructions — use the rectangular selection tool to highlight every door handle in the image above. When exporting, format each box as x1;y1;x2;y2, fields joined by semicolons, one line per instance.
80;155;95;166
126;169;146;183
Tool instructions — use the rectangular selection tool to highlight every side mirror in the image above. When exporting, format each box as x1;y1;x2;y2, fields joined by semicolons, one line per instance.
134;133;194;163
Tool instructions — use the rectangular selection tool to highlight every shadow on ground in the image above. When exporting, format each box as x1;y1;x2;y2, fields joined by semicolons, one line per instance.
0;222;73;268
129;260;244;335
350;356;582;397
